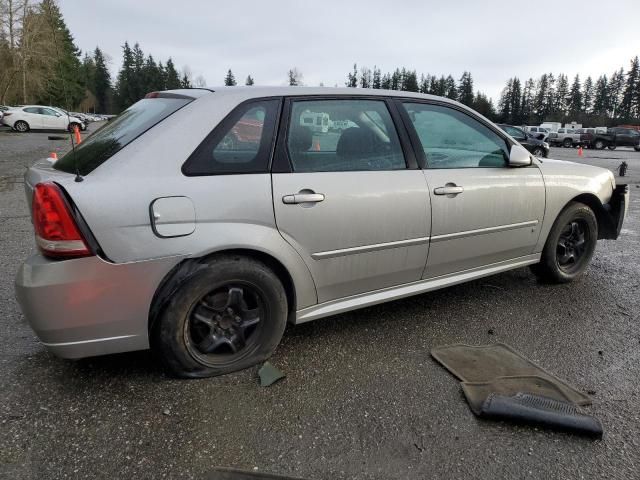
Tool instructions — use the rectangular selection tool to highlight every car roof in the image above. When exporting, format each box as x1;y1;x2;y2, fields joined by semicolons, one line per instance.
166;86;461;105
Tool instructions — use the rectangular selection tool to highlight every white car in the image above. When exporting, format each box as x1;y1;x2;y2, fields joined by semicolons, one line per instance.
1;105;85;133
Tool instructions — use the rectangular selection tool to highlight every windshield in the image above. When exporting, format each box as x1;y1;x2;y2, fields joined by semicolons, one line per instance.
54;97;191;175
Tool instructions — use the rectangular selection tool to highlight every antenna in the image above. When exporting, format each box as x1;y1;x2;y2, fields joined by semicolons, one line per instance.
44;0;83;182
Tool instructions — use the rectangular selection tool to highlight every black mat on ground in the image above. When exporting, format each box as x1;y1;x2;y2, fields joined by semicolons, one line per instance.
431;343;591;406
480;392;603;438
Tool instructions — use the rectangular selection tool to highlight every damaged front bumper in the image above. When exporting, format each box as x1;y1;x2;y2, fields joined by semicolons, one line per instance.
600;184;629;240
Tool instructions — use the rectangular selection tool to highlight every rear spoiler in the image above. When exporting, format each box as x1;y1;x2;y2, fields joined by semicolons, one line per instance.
145;88;214;100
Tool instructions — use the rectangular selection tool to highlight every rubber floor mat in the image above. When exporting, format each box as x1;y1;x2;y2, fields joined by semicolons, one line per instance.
431;343;591;406
461;375;576;415
481;392;603;438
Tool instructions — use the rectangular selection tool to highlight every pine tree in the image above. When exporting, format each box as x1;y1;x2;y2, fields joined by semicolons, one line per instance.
245;75;254;86
433;76;447;97
346;64;358;87
473;92;496;120
509;77;522;124
553;74;569;118
115;41;136;110
403;70;419;92
38;0;84;108
533;74;549;122
567;74;582;117
380;73;391;90
359;66;372;88
620;56;639;120
372;67;381;89
93;47;112;113
608;68;625;118
457;71;474;106
592;75;608;117
520;78;535;125
444;75;457;100
419;74;429;94
180;73;191;88
287;68;302;86
224;69;237;86
165;58;181;89
543;73;556;120
390;69;401;90
131;43;145;99
79;53;96;94
498;79;513;123
582;76;594;114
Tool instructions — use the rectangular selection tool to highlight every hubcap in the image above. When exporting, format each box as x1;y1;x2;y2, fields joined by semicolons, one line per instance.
556;220;588;271
186;284;263;362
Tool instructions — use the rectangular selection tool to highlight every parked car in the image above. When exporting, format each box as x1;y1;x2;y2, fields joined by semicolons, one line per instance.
15;87;628;378
1;105;85;133
580;127;640;151
524;126;550;141
497;124;550;157
548;128;582;147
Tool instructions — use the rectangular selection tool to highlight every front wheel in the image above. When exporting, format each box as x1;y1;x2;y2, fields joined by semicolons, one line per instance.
608;145;617;150
532;147;545;157
563;138;573;148
68;122;81;133
635;146;640;152
152;255;288;378
530;202;598;283
594;140;605;150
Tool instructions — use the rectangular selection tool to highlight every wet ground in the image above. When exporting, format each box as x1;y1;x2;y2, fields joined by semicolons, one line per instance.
1;125;639;479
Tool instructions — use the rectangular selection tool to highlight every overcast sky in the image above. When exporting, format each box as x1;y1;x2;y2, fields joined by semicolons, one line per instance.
59;0;640;102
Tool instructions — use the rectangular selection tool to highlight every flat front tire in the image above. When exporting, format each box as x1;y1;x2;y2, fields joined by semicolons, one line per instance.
152;255;288;378
530;202;598;283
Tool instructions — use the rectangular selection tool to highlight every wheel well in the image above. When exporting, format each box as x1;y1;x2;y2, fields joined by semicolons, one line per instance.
148;249;298;333
571;193;614;239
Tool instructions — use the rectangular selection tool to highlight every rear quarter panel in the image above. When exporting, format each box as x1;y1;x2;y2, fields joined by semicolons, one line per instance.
53;92;318;309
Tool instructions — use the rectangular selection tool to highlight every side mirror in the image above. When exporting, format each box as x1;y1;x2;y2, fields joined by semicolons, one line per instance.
509;144;532;167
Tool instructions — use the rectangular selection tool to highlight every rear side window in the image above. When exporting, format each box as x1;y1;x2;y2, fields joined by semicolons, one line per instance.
183;99;280;175
285;99;406;172
24;107;39;114
54;97;192;175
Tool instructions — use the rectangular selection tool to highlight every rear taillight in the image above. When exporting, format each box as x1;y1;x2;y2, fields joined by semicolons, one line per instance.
32;182;92;258
3;112;11;116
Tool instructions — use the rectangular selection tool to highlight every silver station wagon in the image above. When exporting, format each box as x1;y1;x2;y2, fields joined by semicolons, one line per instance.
15;87;629;378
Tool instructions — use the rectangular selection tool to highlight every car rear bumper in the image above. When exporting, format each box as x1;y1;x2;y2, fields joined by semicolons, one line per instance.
15;253;182;359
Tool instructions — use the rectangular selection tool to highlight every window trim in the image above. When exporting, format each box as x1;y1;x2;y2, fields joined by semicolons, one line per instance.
393;98;518;169
272;95;418;174
181;96;283;177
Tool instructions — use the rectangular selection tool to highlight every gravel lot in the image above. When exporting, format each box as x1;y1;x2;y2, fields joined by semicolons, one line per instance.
1;125;639;479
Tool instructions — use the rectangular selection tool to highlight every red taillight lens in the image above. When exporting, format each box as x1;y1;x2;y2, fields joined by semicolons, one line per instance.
32;182;91;258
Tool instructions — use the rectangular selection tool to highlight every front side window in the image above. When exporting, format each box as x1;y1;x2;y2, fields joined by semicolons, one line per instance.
183;99;279;175
402;103;509;168
24;107;39;114
41;108;58;116
286;99;406;172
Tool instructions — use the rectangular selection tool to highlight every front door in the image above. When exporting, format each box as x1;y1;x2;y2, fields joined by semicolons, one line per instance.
399;101;545;278
40;107;65;130
272;98;431;303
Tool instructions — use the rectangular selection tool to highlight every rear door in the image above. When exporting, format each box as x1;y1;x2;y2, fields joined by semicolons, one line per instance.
271;97;431;303
398;101;545;278
22;107;44;128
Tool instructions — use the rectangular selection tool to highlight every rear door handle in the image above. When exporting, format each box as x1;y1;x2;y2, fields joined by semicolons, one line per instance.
434;185;464;196
282;193;325;204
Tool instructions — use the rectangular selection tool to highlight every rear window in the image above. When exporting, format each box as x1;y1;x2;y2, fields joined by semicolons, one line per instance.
54;97;191;175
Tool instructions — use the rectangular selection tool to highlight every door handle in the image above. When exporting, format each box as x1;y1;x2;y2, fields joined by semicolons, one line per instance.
434;185;464;196
282;193;325;204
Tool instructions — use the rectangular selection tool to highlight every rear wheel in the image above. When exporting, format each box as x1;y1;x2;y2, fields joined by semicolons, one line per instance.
532;147;545;157
594;140;605;150
530;202;597;283
563;138;573;148
152;255;288;378
14;120;29;132
635;146;640;152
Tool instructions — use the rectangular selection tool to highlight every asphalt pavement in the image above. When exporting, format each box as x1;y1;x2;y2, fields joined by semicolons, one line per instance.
1;125;639;479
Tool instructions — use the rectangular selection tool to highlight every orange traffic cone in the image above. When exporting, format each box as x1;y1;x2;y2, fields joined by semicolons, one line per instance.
578;146;583;157
313;138;321;151
74;125;82;145
49;152;58;160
